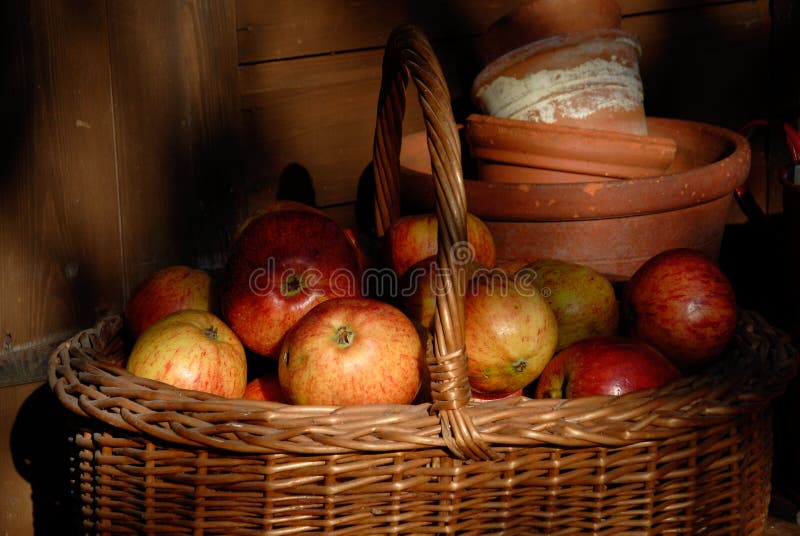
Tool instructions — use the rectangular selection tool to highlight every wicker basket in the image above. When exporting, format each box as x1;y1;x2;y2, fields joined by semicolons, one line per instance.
48;26;798;535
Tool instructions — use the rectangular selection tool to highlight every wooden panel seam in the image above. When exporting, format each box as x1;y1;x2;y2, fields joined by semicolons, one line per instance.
235;0;757;64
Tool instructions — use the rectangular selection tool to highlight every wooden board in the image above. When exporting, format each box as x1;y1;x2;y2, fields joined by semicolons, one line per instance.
236;0;742;63
108;0;243;293
0;1;244;387
239;47;430;210
0;0;123;385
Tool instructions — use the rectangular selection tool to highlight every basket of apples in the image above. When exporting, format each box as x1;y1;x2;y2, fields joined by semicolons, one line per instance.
48;25;798;535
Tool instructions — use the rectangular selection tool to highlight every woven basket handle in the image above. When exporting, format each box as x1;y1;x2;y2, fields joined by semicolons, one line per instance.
372;25;496;461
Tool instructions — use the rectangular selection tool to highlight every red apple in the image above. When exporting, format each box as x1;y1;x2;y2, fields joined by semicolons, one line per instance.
622;248;737;369
124;265;213;339
534;336;681;398
521;259;619;350
243;370;288;403
386;212;496;279
221;208;362;357
236;201;372;272
465;275;559;395
126;309;247;398
278;297;424;405
234;199;327;241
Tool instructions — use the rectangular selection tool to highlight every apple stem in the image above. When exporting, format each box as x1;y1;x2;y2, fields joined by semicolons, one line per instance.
282;273;303;297
203;325;218;340
336;326;354;347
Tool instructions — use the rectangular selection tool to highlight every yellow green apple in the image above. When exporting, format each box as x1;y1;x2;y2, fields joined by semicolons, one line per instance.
126;309;247;398
521;258;618;350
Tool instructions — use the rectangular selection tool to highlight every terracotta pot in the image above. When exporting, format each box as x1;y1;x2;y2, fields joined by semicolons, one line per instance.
464;113;677;183
472;28;647;136
398;117;750;280
478;0;623;66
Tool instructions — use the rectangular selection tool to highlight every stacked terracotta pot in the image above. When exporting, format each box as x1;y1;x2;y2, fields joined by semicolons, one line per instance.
467;0;677;184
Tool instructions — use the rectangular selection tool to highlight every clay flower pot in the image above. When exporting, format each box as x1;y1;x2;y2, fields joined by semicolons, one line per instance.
464;113;677;183
472;28;647;136
478;0;623;66
398;117;750;279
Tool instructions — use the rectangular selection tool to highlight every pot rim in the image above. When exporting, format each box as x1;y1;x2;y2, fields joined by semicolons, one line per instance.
398;117;751;222
464;113;677;179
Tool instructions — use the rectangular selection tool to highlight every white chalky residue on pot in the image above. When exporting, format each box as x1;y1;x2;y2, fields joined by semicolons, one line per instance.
476;56;643;123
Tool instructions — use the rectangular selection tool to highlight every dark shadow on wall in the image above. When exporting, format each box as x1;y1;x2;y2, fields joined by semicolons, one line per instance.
10;384;81;536
0;1;30;194
632;3;771;130
276;163;317;206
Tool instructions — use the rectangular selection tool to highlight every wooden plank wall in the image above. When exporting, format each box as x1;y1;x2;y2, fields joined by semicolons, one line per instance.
0;0;122;385
0;0;242;387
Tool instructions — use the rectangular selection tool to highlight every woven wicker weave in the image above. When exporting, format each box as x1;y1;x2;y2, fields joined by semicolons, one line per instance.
48;26;798;535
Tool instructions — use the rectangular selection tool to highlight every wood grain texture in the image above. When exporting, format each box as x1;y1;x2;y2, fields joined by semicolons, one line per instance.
108;0;243;293
0;0;123;384
236;0;742;63
239;47;429;210
1;0;243;387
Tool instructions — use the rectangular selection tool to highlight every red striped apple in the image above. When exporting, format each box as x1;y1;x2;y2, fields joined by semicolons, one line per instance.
243;369;288;403
124;265;213;339
534;336;681;398
126;309;247;398
386;212;496;279
278;297;424;405
221;207;362;357
622;248;737;370
235;201;371;272
233;199;328;241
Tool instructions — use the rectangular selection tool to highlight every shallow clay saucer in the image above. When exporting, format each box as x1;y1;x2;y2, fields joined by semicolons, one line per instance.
464;113;678;183
399;117;748;221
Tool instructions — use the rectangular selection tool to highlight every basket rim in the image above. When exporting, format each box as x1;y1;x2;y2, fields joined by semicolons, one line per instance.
47;309;798;456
